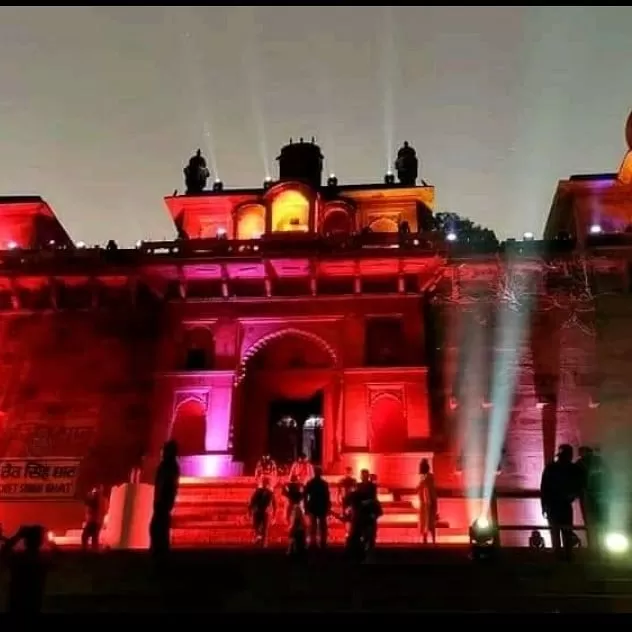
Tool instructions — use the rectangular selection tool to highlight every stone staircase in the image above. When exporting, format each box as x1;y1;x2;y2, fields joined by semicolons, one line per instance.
52;476;469;548
170;476;468;546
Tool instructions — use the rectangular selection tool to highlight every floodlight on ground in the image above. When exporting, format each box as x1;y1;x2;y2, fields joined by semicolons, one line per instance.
604;532;629;555
589;224;602;235
469;516;498;559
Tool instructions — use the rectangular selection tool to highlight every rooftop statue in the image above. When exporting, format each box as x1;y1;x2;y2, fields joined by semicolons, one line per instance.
184;149;210;195
395;141;418;186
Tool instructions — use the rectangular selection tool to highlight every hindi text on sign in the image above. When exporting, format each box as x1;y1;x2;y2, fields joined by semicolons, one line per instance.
0;458;80;500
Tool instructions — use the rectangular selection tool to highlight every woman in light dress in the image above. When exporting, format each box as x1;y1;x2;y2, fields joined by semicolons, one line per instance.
417;458;438;545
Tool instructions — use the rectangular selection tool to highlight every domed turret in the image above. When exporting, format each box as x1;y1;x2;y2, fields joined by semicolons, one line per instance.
276;137;324;189
394;141;418;186
618;110;632;184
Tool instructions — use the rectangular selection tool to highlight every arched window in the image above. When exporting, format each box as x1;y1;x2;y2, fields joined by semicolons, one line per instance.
369;217;398;233
182;327;215;371
271;190;310;232
322;208;352;235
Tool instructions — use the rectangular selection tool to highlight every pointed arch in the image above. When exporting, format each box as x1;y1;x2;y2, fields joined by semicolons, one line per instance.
369;393;408;453
169;397;207;456
236;327;339;384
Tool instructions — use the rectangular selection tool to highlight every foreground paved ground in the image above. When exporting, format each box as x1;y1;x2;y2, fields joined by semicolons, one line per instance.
2;546;632;612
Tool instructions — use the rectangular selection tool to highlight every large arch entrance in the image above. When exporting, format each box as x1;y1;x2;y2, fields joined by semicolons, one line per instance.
234;330;339;473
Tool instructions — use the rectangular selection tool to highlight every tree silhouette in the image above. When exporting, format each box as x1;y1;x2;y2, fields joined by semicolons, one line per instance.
434;212;498;246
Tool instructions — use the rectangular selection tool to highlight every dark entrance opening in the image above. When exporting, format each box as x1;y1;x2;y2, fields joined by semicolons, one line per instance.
268;391;323;467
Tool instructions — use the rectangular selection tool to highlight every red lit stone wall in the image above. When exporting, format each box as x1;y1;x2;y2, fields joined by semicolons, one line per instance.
0;308;159;533
433;286;598;492
590;293;632;495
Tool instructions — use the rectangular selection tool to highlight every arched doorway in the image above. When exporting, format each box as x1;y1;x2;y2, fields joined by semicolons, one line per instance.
235;331;337;472
170;399;206;456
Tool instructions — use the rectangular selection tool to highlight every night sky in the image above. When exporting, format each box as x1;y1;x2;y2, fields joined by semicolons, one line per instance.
0;6;630;246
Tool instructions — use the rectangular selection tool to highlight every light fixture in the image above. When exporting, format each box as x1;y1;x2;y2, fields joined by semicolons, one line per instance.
263;176;273;189
446;232;457;242
327;173;338;187
76;241;86;249
212;179;223;192
7;241;18;250
604;532;629;555
384;171;395;185
589;224;602;235
135;240;143;248
216;228;227;238
469;516;498;559
523;231;535;241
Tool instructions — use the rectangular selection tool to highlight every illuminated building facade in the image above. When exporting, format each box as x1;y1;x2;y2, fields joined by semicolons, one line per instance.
2;115;632;544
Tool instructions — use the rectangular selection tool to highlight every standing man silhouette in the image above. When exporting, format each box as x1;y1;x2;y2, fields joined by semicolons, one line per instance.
150;440;180;563
541;444;581;559
304;466;331;548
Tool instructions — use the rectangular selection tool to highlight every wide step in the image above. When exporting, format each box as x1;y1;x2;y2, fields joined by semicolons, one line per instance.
171;526;467;546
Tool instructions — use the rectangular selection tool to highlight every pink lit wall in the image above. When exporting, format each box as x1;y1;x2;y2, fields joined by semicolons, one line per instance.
204;375;234;453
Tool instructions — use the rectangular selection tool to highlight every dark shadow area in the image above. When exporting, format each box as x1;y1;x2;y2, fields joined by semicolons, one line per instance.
2;548;630;613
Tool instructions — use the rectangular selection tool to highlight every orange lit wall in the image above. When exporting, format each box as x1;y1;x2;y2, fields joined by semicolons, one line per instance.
235;204;265;240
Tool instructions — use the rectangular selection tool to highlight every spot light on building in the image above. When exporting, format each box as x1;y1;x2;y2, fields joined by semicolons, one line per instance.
589;224;602;235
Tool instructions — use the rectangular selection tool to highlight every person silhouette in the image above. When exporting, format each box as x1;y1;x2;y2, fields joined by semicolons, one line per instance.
149;440;180;563
2;525;50;613
417;459;438;545
304;466;331;548
249;476;276;547
541;444;581;559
